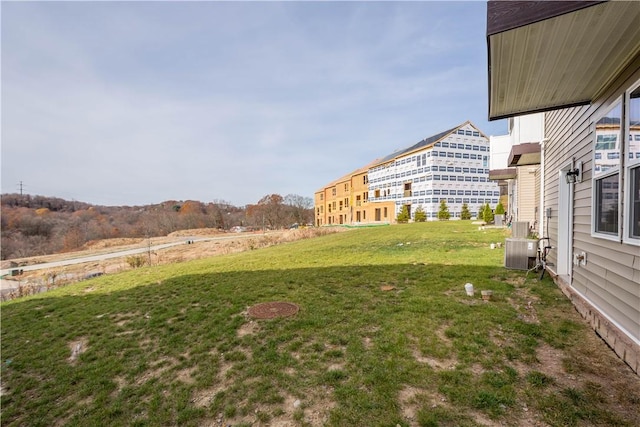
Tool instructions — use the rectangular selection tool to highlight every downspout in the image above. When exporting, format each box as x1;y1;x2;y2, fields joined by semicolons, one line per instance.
539;121;547;239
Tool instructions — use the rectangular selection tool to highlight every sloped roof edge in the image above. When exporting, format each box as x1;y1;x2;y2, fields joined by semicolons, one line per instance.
371;121;485;167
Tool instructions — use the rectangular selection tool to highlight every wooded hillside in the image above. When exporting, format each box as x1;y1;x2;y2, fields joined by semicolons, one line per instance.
1;193;312;260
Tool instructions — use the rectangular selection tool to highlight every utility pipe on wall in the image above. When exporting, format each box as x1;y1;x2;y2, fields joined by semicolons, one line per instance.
539;132;547;239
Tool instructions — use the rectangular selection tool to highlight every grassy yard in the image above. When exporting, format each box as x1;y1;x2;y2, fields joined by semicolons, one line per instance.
1;222;639;426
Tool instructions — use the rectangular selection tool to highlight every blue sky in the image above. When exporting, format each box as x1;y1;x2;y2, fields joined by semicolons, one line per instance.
1;1;505;207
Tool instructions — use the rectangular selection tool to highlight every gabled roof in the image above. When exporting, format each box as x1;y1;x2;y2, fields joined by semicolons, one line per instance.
487;1;640;120
372;121;485;167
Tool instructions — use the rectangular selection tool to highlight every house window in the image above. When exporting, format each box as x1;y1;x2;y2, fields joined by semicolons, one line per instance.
626;84;640;242
593;100;622;237
630;166;640;239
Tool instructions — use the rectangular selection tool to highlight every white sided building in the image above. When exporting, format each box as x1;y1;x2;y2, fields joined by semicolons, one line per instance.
367;121;500;220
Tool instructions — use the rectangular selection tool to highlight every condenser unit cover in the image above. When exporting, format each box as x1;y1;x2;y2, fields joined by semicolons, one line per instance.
505;238;537;270
512;222;530;239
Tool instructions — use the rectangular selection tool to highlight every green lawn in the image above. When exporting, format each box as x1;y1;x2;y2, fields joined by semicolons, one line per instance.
2;222;639;426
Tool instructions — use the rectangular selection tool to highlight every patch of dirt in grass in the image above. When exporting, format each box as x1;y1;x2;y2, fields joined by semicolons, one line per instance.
435;324;453;346
492;274;526;286
220;388;335;427
412;347;457;370
138;336;157;352
469;410;504;426
327;363;345;372
192;357;235;408
67;337;88;364
362;336;373;350
534;343;569;380
112;311;140;327
398;386;423;426
507;286;541;324
362;326;380;351
237;319;259;337
176;366;197;384
135;356;178;386
295;387;336;427
112;376;126;396
488;327;512;349
408;331;456;370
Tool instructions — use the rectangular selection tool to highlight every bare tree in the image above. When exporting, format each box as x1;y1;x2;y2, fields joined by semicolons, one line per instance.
284;194;313;225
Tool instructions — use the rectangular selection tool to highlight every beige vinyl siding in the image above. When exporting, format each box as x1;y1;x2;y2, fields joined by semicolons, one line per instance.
544;57;640;343
517;167;537;225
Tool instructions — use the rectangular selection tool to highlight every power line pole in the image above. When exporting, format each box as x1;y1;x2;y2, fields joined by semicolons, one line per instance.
17;181;25;196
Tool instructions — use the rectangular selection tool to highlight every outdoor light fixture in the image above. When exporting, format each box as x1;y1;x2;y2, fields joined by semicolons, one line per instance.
565;161;582;184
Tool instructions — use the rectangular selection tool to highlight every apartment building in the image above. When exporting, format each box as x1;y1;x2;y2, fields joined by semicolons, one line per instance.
314;161;395;227
315;121;500;225
368;121;499;220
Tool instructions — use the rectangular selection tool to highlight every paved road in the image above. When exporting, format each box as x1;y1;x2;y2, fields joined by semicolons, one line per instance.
0;233;259;277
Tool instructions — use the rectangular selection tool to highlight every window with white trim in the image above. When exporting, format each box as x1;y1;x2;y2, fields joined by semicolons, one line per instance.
626;84;640;242
592;80;640;244
593;100;621;236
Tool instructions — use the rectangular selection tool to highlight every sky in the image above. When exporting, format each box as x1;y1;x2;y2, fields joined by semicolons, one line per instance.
1;0;506;207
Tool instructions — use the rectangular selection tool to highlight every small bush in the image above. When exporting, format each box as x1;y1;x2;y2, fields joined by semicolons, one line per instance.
461;203;471;220
396;205;410;223
414;206;427;222
126;255;146;269
438;200;450;220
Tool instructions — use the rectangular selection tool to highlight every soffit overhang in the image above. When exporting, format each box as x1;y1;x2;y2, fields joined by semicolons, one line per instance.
489;168;517;180
508;142;541;166
487;1;640;120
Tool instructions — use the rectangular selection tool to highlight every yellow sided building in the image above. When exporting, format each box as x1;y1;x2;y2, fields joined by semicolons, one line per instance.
314;161;395;227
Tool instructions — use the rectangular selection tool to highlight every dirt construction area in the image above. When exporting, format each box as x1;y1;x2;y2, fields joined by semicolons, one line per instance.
1;228;343;300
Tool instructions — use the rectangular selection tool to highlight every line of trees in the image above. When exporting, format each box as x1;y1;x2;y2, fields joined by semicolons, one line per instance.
1;193;313;260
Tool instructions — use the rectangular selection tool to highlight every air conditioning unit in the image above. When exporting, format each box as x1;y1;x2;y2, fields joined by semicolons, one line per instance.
505;238;538;270
512;222;530;239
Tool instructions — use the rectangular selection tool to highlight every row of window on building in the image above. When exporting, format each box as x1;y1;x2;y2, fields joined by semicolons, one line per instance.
395;198;499;205
370;165;491;185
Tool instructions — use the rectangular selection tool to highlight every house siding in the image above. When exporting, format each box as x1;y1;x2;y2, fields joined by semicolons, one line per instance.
516;166;538;226
543;56;640;373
